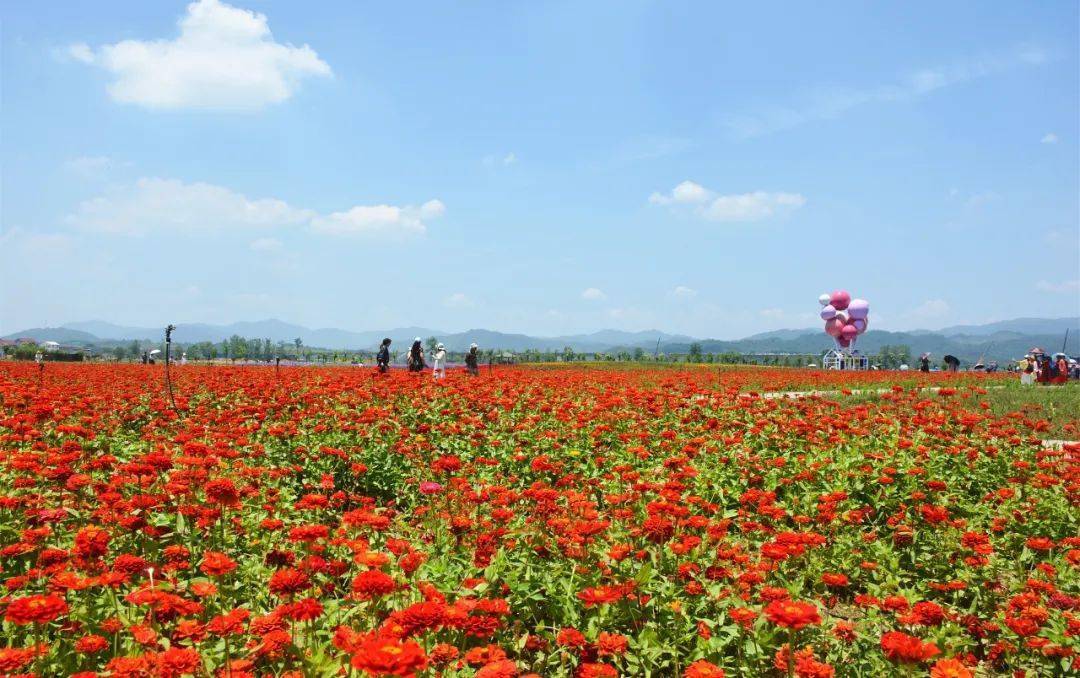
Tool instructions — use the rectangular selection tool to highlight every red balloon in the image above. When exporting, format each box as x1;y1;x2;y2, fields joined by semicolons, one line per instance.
837;336;851;348
830;290;851;311
841;324;858;340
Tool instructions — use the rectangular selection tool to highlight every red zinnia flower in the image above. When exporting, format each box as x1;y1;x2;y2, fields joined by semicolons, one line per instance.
556;627;587;648
154;647;202;678
350;634;427;676
765;600;821;630
75;634;109;654
268;568;311;596
204;478;241;507
595;631;629;656
352;570;396;599
929;657;973;678
200;551;237;577
880;631;940;663
4;594;69;625
683;660;725;678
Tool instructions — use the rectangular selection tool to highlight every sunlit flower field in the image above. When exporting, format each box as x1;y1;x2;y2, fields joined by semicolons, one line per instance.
0;363;1075;677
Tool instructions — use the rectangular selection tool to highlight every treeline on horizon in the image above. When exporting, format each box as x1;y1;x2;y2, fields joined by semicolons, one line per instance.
4;335;929;369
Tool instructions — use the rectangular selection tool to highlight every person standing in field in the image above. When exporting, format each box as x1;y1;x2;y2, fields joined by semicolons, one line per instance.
407;338;425;372
376;338;392;373
432;342;447;380
1019;355;1034;385
465;343;480;375
919;354;930;372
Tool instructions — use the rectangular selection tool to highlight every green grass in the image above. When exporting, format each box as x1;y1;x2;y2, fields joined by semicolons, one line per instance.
976;380;1080;440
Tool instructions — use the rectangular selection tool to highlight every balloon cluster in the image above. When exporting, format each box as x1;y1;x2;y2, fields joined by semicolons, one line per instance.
818;290;869;350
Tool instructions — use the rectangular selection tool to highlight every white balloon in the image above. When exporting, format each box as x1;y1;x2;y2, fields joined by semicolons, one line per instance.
836;311;849;324
818;293;831;306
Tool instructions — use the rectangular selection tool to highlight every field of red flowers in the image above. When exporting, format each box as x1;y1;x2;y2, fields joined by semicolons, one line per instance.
0;362;1076;677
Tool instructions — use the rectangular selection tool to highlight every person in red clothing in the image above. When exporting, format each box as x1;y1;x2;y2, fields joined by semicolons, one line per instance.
1053;353;1069;384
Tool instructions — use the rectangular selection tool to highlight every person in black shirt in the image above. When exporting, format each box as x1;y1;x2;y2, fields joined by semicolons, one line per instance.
376;338;391;373
465;343;480;375
407;338;425;372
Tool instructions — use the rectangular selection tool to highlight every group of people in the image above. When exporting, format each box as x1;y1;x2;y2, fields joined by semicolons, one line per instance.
375;337;481;378
1017;351;1074;385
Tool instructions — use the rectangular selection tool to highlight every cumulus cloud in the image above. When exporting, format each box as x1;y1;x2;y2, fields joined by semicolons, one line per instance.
67;177;442;238
581;287;607;301
310;200;444;237
69;0;330;110
1035;279;1079;294
650;181;805;222
67;177;314;235
911;299;951;319
1040;133;1058;144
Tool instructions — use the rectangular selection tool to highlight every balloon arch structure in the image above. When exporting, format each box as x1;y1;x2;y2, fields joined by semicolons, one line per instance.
818;290;870;371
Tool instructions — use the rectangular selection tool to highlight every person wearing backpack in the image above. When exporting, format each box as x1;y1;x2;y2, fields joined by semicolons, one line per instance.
407;338;425;372
376;338;392;373
465;343;480;376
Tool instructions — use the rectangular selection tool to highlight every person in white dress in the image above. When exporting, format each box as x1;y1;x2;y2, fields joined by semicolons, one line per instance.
432;343;447;380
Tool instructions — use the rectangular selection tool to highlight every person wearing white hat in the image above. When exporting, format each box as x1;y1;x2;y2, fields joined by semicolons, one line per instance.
465;343;480;376
1019;354;1035;385
407;338;425;372
432;342;447;380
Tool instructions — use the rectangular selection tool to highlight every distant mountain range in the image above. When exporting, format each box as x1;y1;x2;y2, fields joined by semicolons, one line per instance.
4;317;1077;362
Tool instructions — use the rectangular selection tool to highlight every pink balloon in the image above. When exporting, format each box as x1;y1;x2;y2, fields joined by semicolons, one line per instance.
847;299;869;320
830;290;851;311
841;324;858;340
820;305;837;321
825;318;845;337
852;318;867;333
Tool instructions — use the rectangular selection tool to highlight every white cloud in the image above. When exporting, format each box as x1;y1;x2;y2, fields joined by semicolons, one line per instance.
759;308;785;319
725;45;1049;138
249;237;283;251
1036;279;1079;294
1041;133;1059;144
650;181;805;222
443;292;474;308
67;177;442;239
581;287;607;301
67;177;313;235
649;180;711;206
70;0;330;111
671;285;697;299
309;201;442;238
911;299;951;319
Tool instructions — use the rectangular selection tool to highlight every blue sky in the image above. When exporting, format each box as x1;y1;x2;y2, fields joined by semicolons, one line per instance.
1;0;1077;338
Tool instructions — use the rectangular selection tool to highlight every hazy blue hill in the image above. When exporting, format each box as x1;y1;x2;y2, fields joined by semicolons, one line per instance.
4;327;100;344
6;316;1077;362
936;317;1077;337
